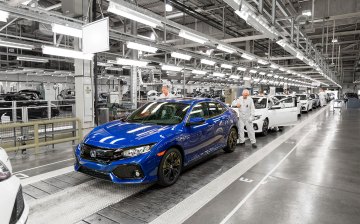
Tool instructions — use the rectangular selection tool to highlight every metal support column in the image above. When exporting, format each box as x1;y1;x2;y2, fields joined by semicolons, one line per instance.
130;19;138;109
92;0;99;125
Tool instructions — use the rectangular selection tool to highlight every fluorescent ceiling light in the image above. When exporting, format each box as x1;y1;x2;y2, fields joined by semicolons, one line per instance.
279;76;284;79
221;64;233;69
162;65;183;72
0;10;9;22
179;29;208;44
237;66;247;71
52;24;82;38
249;69;257;74
42;45;94;60
270;64;279;69
243;76;251;81
171;52;192;61
229;75;240;79
267;73;273;77
17;56;49;63
296;52;304;60
192;70;207;75
241;53;255;60
257;59;269;65
332;38;338;43
279;67;286;71
253;78;260;82
127;42;158;53
217;44;236;54
165;4;173;12
274;75;279;78
0;39;34;50
259;72;266;75
108;1;162;28
261;79;268;83
302;10;312;16
200;58;216;66
213;72;225;77
286;70;292;73
116;58;148;67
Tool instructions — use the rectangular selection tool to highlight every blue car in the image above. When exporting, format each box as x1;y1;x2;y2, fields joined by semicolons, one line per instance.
74;98;238;186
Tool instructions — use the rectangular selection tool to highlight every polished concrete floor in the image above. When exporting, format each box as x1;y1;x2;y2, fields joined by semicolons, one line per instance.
185;108;360;224
11;106;360;224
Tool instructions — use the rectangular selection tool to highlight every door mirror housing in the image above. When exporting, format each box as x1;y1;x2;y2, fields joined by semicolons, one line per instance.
187;117;206;126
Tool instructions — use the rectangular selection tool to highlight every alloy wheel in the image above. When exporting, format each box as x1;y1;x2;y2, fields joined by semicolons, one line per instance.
162;152;181;183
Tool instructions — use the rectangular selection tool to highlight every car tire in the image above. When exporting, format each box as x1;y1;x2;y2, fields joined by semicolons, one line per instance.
157;148;183;187
262;119;269;136
223;127;237;153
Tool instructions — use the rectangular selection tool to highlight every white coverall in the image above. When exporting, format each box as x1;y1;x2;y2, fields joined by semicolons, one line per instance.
159;93;174;98
319;92;327;106
236;96;256;144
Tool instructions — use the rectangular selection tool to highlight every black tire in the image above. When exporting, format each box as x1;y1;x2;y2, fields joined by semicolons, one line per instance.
157;148;183;187
262;119;269;136
224;127;237;153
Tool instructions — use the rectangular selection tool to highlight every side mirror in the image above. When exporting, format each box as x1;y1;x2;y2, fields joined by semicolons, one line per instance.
187;117;205;126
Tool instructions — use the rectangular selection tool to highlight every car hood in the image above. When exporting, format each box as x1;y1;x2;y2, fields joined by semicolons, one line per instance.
83;120;178;149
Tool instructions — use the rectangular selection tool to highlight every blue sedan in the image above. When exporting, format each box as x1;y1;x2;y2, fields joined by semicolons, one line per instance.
74;98;239;186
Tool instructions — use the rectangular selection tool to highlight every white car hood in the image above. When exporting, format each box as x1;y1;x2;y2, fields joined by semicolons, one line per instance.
0;147;12;173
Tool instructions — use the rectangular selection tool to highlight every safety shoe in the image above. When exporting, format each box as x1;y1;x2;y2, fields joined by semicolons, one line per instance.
252;143;257;148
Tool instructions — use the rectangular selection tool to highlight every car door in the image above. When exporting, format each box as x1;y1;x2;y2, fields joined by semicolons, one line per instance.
269;97;298;126
183;103;215;162
206;102;227;149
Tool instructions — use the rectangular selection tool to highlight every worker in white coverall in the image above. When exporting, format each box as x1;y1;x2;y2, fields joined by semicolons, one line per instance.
318;88;327;107
236;89;257;148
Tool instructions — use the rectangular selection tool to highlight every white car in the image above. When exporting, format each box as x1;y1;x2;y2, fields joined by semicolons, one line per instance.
296;94;313;112
147;90;160;101
231;96;298;136
274;95;301;116
0;147;29;224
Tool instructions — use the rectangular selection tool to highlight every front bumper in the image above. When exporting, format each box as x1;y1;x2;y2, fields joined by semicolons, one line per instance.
74;144;160;184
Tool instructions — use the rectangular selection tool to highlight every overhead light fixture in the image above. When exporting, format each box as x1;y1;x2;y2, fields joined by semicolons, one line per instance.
165;4;173;12
261;79;268;83
107;1;162;28
200;58;216;66
0;10;9;22
217;44;236;54
279;67;286;72
221;64;233;69
253;78;260;82
270;64;279;69
192;70;207;75
162;64;183;72
249;69;257;74
278;76;284;79
296;52;304;60
127;42;158;53
52;24;82;38
286;70;292;73
259;72;266;75
235;4;279;40
274;75;279;78
178;29;208;44
42;45;94;60
0;39;34;50
116;58;148;67
213;72;225;78
171;52;192;61
267;73;273;77
257;59;269;65
229;75;240;79
243;76;251;81
302;10;312;17
17;56;49;63
241;53;255;60
332;38;338;43
237;66;247;71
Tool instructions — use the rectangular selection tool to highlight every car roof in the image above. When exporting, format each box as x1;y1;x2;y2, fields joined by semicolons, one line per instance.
155;98;219;104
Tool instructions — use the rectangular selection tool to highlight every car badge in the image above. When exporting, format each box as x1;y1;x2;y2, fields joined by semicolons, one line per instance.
90;150;97;158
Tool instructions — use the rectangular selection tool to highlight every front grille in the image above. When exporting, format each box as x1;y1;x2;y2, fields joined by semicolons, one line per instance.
112;164;144;179
9;186;25;224
78;166;112;181
80;144;123;164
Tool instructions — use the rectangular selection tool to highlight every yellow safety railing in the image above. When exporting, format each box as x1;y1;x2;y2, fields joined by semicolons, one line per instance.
0;117;83;153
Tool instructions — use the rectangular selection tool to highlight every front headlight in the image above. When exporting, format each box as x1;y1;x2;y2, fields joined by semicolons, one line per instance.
253;115;262;121
0;160;11;182
121;144;154;158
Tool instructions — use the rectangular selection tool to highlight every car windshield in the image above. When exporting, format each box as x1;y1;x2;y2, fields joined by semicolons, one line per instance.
126;102;190;125
297;95;307;100
252;97;267;109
